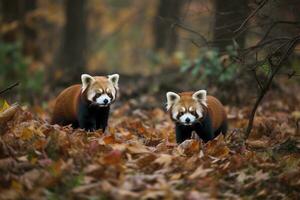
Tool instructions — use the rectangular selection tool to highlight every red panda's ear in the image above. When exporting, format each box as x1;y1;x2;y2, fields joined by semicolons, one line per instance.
166;92;180;110
81;74;95;92
108;74;119;89
192;90;207;106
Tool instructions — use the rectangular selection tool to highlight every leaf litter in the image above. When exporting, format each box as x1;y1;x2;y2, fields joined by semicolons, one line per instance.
0;96;300;200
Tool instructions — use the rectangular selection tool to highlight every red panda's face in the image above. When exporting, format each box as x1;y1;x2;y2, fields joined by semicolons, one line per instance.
81;74;119;107
166;90;207;125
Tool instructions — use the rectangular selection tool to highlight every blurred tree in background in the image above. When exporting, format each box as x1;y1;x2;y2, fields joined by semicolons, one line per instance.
1;0;22;42
0;0;42;103
153;0;185;54
1;0;38;56
213;0;248;51
54;0;87;85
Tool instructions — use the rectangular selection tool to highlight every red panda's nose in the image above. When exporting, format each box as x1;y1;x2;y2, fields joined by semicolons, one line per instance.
103;99;109;104
185;118;191;123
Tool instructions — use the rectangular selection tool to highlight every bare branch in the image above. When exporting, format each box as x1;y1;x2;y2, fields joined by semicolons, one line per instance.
245;35;300;138
252;69;263;90
173;21;209;47
243;37;291;55
260;21;300;43
234;0;269;34
0;82;20;96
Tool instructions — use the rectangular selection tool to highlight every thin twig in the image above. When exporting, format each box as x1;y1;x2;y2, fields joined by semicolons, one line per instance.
0;82;20;95
172;21;209;47
252;69;263;90
242;37;291;55
234;0;269;34
260;21;300;44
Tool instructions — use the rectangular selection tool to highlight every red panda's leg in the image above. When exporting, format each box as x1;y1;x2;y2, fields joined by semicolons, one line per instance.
195;116;214;142
79;119;96;131
77;99;97;131
175;124;193;144
95;116;108;132
78;114;96;131
95;107;110;133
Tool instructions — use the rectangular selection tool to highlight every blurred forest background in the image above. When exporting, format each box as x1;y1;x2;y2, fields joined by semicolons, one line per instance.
0;0;300;108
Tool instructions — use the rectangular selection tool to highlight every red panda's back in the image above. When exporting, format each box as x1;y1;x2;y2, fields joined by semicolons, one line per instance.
207;96;227;131
51;84;81;125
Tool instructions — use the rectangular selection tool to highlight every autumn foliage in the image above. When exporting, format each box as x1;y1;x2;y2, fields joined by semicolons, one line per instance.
1;92;300;200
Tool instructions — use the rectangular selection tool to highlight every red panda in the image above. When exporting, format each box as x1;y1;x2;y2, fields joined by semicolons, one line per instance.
166;90;227;143
51;74;119;132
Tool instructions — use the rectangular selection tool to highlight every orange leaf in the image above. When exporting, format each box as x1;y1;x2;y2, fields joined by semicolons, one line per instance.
177;139;201;156
101;150;122;165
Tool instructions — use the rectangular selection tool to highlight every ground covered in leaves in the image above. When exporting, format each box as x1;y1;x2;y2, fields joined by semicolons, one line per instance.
0;92;300;200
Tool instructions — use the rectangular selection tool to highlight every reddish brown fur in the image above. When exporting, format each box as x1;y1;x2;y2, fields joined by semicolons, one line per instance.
173;92;227;130
51;84;82;125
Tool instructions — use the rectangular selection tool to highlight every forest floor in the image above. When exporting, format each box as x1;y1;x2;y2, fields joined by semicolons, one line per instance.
0;80;300;200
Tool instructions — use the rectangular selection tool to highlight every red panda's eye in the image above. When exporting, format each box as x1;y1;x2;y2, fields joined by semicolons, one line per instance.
193;111;199;118
94;93;101;99
178;112;184;117
107;93;113;98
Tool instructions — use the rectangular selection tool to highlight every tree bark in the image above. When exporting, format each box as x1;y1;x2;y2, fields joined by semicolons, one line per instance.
1;0;38;56
56;0;87;84
213;0;248;52
20;0;38;57
153;0;185;54
1;0;22;42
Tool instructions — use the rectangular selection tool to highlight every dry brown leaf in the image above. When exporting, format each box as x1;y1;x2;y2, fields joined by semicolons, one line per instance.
136;153;157;168
246;139;269;148
72;182;102;194
205;134;230;158
0;103;19;126
127;142;151;154
189;165;213;179
177;139;201;155
186;190;210;200
154;154;173;167
101;150;123;165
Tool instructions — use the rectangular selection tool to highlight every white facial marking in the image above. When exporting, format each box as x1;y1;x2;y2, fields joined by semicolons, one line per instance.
108;84;116;100
189;107;193;112
197;111;203;119
172;110;178;121
195;104;204;119
96;94;111;106
87;91;95;101
179;113;196;125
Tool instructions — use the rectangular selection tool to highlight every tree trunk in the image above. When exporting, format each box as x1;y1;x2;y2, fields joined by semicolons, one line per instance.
20;0;38;57
1;0;38;56
153;0;185;54
56;0;87;84
213;0;248;52
1;0;22;42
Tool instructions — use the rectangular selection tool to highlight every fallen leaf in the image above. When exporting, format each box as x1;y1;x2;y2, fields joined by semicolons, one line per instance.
177;139;201;155
189;165;213;179
154;154;172;167
101;150;123;165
